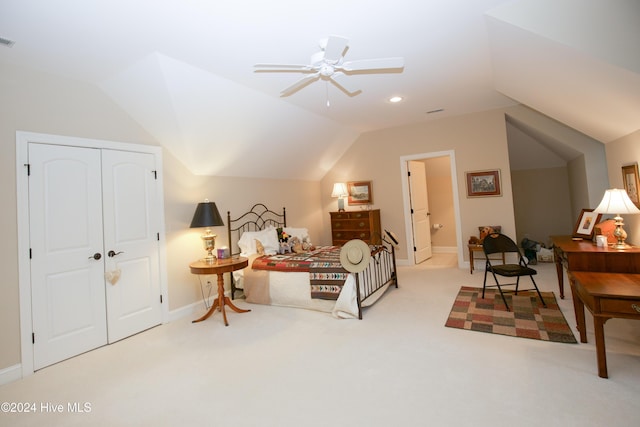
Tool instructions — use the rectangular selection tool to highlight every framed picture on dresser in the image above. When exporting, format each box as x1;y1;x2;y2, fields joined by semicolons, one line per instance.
347;181;373;205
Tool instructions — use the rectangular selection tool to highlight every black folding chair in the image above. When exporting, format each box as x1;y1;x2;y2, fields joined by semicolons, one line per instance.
482;233;546;311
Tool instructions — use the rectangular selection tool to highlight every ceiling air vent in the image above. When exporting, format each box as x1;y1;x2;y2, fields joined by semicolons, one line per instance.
0;37;16;47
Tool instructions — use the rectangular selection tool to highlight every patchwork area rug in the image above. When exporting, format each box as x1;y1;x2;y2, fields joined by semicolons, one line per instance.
445;286;577;343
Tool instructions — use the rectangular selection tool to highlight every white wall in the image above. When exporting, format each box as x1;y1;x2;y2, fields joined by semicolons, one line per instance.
0;63;322;374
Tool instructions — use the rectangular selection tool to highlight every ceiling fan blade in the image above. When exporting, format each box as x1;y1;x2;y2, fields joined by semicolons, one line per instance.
280;73;320;97
330;72;362;97
254;63;314;72
340;57;405;72
322;35;349;63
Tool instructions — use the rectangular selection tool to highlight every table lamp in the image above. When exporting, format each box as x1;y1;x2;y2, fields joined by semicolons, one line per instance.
331;182;348;211
593;188;640;249
190;199;224;261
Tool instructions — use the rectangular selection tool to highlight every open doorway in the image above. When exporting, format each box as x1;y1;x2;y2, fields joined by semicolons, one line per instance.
400;150;463;267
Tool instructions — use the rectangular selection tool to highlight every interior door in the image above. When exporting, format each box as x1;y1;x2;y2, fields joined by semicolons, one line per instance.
29;143;108;370
408;160;433;263
102;150;162;343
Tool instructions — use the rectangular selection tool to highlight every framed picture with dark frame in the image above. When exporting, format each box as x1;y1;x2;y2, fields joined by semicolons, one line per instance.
622;163;640;208
465;169;501;197
572;209;602;240
347;181;373;205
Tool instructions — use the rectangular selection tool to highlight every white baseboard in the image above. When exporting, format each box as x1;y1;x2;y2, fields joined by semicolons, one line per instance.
432;246;457;253
0;364;22;386
168;301;205;322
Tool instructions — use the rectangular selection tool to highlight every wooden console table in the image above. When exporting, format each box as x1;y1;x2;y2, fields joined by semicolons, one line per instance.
569;271;640;378
189;257;250;326
550;235;640;299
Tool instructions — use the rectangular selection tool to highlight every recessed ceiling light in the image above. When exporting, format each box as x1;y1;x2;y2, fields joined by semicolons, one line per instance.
389;96;403;103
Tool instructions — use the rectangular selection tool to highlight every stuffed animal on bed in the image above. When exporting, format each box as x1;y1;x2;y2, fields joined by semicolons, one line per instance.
278;240;292;254
290;236;304;253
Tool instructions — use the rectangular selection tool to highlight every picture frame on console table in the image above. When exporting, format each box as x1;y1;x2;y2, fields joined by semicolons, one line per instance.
572;209;602;240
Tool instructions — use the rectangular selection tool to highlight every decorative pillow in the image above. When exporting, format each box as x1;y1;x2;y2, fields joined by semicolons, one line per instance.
284;227;310;242
594;219;617;244
238;227;279;255
478;225;501;242
255;239;265;256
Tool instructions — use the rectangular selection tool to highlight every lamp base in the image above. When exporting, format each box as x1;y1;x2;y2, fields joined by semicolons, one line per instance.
611;217;630;250
201;230;217;263
337;198;345;212
611;243;632;250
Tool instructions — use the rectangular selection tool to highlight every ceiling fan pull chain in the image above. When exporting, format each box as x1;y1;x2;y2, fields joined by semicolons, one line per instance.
326;81;330;107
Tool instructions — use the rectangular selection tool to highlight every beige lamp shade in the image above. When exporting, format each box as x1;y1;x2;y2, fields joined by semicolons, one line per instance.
331;182;348;198
593;188;640;215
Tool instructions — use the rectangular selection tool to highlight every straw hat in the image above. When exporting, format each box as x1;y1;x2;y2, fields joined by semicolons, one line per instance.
340;239;371;273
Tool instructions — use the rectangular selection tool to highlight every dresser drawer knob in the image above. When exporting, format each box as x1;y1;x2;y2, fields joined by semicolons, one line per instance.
633;304;640;314
359;222;365;227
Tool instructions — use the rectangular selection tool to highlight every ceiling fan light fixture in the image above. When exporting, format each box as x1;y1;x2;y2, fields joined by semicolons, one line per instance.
255;35;404;99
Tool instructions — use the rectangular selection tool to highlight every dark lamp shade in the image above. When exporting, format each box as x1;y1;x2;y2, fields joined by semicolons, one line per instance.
190;201;224;228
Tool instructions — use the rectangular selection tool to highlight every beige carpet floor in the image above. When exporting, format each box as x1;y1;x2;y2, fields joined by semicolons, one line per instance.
1;257;639;426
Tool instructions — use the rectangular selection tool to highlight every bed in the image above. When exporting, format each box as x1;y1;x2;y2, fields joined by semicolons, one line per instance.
227;203;397;319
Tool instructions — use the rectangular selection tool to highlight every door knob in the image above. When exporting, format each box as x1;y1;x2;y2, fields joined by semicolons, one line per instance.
89;253;102;260
108;250;124;258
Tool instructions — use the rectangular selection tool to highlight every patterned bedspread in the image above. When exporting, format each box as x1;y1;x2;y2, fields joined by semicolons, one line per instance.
251;246;348;300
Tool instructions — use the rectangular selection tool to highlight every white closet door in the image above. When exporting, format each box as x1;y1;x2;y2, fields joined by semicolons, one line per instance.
29;143;108;370
102;150;162;343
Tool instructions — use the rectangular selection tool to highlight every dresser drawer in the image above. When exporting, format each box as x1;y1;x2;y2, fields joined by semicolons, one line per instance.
600;298;640;315
329;209;381;246
331;219;371;230
330;211;372;220
332;230;372;242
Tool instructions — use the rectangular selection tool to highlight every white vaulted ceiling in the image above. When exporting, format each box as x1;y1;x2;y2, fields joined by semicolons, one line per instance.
1;0;638;180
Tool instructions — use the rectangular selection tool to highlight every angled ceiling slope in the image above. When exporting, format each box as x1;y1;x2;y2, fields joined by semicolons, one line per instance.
486;0;640;143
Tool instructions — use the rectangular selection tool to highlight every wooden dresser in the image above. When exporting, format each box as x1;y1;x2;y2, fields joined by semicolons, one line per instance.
330;210;381;246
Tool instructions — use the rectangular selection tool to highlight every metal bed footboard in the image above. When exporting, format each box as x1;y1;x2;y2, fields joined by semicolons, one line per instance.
354;244;398;319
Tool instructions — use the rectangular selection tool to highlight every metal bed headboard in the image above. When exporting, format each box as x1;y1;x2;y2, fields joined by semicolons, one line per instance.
227;203;287;257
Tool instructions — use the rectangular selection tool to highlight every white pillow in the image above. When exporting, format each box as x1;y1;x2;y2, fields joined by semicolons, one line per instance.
238;227;279;255
283;227;310;242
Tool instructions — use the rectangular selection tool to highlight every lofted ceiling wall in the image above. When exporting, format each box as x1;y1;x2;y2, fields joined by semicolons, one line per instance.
0;0;638;180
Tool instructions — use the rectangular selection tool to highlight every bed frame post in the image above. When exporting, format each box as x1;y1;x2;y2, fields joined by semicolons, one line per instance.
355;274;363;320
227;210;238;299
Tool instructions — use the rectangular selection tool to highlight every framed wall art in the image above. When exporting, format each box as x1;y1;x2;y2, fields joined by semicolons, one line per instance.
465;169;501;197
622;163;640;208
572;208;602;240
347;181;373;205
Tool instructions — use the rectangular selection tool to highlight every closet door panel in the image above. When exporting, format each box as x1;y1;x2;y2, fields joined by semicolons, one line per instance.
29;143;107;370
102;150;162;343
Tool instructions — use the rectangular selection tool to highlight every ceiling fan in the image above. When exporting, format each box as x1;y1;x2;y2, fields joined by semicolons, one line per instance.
254;35;404;99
